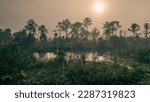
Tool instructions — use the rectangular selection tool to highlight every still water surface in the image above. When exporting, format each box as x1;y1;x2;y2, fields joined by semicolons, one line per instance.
34;52;110;62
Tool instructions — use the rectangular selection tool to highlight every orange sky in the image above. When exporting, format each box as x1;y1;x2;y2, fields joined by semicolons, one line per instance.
0;0;150;36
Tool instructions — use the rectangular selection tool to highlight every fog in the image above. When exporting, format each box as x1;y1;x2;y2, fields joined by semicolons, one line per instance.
0;0;150;36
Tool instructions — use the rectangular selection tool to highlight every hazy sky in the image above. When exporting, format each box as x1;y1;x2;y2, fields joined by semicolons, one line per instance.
0;0;150;36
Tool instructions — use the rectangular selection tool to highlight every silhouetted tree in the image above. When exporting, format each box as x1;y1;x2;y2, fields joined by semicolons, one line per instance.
71;21;83;38
38;25;47;41
54;32;58;38
128;23;140;37
24;19;38;44
91;28;100;41
25;19;38;35
119;30;123;37
144;23;150;38
79;27;86;39
103;21;121;39
62;19;71;38
111;21;121;36
102;21;112;39
83;17;92;38
56;22;63;37
55;19;71;38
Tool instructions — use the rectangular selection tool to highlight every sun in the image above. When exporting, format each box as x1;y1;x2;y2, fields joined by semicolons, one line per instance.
94;1;105;13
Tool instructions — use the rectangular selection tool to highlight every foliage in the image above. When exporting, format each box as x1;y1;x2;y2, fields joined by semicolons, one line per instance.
2;60;148;85
128;23;140;37
39;25;48;41
0;42;36;84
102;21;121;39
144;23;150;38
0;18;150;85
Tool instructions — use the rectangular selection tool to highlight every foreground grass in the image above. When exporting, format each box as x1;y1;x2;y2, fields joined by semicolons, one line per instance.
1;59;149;85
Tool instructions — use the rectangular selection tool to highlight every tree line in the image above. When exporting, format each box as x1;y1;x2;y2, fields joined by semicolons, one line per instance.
0;17;150;53
0;17;150;43
53;18;150;40
0;17;150;85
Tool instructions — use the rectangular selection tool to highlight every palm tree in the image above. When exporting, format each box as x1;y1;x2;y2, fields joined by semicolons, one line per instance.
128;23;140;37
144;23;150;38
83;17;92;38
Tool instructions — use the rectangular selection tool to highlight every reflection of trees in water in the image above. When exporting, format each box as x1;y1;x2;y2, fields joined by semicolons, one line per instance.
34;52;56;61
34;52;109;62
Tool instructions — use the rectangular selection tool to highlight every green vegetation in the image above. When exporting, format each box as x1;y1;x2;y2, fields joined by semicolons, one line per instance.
0;18;150;85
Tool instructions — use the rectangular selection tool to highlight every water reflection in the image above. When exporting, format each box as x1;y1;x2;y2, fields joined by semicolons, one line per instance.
34;52;109;62
34;52;133;70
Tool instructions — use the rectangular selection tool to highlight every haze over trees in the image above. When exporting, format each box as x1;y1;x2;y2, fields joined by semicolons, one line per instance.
0;18;150;85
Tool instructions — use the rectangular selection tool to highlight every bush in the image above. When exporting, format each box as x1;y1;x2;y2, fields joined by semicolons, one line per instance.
0;42;35;84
